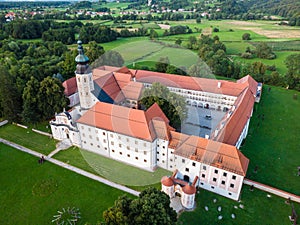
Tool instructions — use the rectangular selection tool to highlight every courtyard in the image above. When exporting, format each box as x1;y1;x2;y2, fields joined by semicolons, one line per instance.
181;105;226;138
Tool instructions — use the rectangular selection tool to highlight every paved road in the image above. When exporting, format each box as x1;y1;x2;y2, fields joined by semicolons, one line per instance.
0;138;140;197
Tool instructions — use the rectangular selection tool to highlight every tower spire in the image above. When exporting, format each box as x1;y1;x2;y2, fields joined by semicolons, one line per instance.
75;40;90;74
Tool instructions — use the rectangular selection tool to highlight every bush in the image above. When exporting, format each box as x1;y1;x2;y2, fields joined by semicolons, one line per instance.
242;33;251;40
213;27;219;32
241;52;253;59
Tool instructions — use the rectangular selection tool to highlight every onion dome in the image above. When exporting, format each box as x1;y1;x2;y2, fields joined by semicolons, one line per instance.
182;184;196;195
161;176;174;187
75;40;91;74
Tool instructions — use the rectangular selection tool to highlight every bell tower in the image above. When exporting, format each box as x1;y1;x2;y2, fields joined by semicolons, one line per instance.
75;40;94;110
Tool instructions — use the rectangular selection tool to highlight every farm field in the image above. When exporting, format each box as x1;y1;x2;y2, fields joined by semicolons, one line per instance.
0;144;129;225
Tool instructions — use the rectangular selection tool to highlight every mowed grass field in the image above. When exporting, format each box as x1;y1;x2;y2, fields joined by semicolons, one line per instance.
241;85;300;195
0;144;129;225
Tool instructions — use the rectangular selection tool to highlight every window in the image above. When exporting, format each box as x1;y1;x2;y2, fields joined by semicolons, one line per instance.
110;134;113;138
162;153;165;156
135;140;138;145
144;159;147;163
192;162;196;167
201;174;205;178
103;139;106;143
127;146;130;150
213;178;217;182
95;130;98;134
223;172;227;177
203;165;207;170
200;182;204;185
157;159;159;161
90;143;93;146
104;147;107;150
89;135;92;139
84;78;86;82
127;154;130;157
83;141;86;144
232;175;236;180
119;152;122;155
97;145;100;148
157;144;160;147
82;133;85;137
163;146;165;149
135;148;138;152
182;159;185;163
214;169;218;174
127;138;129;142
111;141;114;146
221;180;225;185
119;144;122;148
230;183;235;188
162;160;165;163
170;165;173;168
170;159;173;162
228;193;232;196
185;168;189;172
112;150;115;153
135;157;138;160
211;186;215;189
96;137;99;141
144;151;147;155
103;132;105;135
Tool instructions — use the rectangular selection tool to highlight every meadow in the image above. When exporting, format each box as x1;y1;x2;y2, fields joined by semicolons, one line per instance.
0;144;129;225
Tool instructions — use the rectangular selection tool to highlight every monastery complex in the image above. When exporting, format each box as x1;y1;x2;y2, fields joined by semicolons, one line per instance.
50;41;261;209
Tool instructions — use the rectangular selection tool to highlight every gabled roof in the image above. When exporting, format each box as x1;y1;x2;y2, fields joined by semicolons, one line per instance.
213;86;256;146
135;70;246;97
76;102;170;142
93;73;125;103
174;136;249;176
168;131;190;149
63;77;77;96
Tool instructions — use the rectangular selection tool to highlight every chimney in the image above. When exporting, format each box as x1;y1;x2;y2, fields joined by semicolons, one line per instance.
192;176;199;186
218;81;221;89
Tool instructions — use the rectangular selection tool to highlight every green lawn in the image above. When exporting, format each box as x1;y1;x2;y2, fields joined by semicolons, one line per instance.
241;85;300;195
0;144;129;225
53;147;171;188
0;124;57;155
178;187;300;225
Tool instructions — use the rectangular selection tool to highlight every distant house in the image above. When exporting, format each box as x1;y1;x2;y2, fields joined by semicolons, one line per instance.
51;41;259;209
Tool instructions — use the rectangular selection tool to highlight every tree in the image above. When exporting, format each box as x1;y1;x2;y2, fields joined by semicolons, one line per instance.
155;57;170;73
285;53;300;90
242;33;251;40
38;77;68;120
196;17;202;23
140;82;187;130
85;41;105;63
255;42;276;59
103;187;177;225
22;76;41;123
0;66;22;121
149;29;158;40
175;38;182;46
188;61;213;78
92;50;124;68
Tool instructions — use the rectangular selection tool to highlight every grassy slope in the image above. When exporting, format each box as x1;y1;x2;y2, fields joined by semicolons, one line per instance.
54;147;170;188
0;124;57;155
0;144;129;225
241;85;300;195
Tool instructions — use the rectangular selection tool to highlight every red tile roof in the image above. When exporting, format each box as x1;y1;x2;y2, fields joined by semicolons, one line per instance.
174;136;249;176
76;102;170;142
135;70;246;96
93;73;125;103
63;77;77;96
